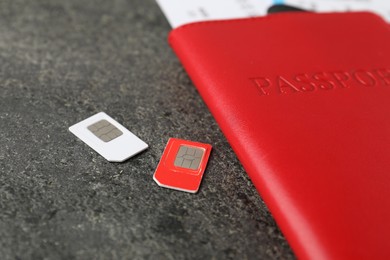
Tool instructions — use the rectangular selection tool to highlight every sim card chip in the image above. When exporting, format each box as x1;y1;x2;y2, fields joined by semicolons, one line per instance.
174;145;204;170
87;119;123;142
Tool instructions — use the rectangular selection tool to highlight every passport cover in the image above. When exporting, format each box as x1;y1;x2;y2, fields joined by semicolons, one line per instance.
168;12;390;259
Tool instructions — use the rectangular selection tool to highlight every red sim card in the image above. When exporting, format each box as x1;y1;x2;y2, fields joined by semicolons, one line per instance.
153;138;212;193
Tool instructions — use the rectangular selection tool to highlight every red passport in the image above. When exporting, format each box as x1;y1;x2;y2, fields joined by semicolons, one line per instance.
169;12;390;259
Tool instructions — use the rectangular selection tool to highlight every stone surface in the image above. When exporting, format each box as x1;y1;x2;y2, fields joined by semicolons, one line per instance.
0;0;295;259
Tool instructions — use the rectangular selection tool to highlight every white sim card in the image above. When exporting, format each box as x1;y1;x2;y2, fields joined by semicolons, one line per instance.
69;112;148;162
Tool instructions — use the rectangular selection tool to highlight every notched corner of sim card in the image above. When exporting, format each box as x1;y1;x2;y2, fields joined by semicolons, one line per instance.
152;173;200;194
107;141;149;163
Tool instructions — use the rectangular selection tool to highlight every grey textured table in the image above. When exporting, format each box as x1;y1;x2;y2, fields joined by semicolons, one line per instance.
0;1;294;259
